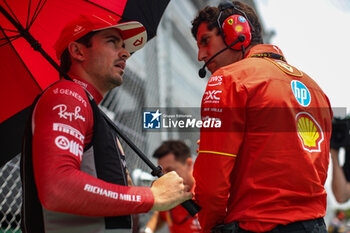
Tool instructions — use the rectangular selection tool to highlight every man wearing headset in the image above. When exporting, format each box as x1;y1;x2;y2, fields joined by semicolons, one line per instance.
191;1;332;233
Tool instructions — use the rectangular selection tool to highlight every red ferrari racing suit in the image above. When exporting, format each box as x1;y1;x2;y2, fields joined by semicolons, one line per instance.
22;76;154;233
194;44;332;232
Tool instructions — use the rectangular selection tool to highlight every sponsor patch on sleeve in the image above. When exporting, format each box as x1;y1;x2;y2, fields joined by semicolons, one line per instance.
55;135;83;160
267;59;303;77
296;112;324;152
52;104;86;122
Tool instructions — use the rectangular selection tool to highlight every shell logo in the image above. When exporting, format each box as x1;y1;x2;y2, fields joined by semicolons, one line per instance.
296;112;324;152
235;25;243;33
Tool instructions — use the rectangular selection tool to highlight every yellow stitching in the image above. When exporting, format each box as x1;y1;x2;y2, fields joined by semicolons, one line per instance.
199;150;237;157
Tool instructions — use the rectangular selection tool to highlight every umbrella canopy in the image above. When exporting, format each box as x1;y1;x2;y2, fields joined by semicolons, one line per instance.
0;0;170;167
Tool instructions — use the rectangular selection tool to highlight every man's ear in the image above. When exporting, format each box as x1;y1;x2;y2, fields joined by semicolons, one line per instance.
186;157;193;167
67;41;85;62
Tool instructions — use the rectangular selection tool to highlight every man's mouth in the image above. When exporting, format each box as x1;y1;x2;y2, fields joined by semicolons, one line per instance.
114;61;126;70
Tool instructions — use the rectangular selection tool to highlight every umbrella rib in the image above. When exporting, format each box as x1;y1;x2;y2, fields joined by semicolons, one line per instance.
0;35;20;41
84;1;124;19
0;25;20;47
0;36;20;47
26;0;32;28
0;28;20;33
28;0;47;29
0;26;42;90
2;0;21;26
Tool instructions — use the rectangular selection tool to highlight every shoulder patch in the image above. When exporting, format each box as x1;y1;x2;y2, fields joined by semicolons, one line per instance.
266;58;303;77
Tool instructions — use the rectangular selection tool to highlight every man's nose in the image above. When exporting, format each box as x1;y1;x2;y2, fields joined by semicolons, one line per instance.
120;48;130;60
198;48;207;62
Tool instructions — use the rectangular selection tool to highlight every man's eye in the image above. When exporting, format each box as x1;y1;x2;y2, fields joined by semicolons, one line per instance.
201;37;209;46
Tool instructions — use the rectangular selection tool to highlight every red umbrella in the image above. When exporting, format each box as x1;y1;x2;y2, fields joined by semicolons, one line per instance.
0;0;201;216
0;0;170;167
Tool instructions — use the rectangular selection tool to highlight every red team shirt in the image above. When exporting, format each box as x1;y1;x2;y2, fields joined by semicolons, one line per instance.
194;45;332;232
159;186;201;233
159;205;201;233
31;75;154;216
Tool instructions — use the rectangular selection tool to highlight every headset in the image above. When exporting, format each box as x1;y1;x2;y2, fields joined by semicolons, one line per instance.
218;1;253;50
198;1;254;78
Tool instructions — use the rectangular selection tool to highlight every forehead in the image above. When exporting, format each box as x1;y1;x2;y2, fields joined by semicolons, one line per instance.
158;153;182;167
196;23;218;41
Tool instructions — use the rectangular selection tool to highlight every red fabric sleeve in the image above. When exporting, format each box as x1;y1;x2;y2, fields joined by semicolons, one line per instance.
159;211;167;221
193;153;235;233
32;81;154;216
194;69;247;232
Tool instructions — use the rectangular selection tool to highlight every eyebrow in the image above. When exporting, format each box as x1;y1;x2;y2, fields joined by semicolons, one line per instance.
105;35;121;41
105;35;126;48
198;34;210;46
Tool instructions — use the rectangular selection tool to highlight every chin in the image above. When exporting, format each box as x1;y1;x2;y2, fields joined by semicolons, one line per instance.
114;79;123;86
109;76;123;87
208;67;217;74
207;63;218;74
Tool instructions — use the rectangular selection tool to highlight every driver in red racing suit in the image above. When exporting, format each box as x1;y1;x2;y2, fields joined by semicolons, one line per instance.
21;14;192;233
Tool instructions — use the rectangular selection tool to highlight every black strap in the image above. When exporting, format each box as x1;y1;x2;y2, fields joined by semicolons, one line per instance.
250;52;286;62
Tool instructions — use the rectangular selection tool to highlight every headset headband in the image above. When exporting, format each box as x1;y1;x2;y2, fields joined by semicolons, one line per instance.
217;1;255;33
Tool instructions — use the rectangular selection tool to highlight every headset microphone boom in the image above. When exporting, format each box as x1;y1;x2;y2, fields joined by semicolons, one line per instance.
198;34;246;78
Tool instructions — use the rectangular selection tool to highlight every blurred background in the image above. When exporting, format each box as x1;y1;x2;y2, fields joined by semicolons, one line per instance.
1;0;350;232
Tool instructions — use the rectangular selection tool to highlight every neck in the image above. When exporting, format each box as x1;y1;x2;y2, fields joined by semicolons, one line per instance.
241;44;254;59
68;68;107;97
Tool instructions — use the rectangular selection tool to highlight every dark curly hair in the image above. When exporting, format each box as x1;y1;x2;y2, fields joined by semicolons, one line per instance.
153;140;191;164
191;1;263;46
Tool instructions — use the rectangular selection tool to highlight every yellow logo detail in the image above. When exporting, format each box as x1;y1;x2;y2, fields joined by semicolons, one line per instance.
235;25;243;32
296;112;324;152
276;60;293;72
298;117;319;147
228;18;234;25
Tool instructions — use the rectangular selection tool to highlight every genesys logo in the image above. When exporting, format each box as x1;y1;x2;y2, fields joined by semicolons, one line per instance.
208;75;223;87
52;88;87;108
